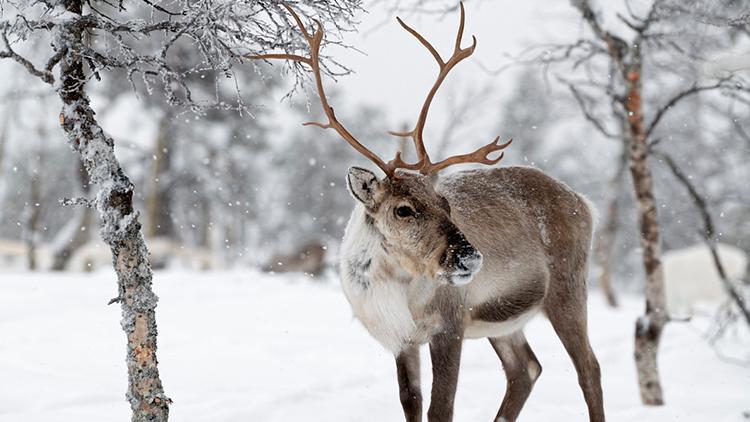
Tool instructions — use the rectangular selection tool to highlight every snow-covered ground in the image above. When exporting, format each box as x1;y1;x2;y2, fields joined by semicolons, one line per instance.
1;270;748;421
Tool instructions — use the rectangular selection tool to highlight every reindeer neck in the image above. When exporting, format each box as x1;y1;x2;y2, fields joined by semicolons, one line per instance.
341;205;399;289
340;204;443;353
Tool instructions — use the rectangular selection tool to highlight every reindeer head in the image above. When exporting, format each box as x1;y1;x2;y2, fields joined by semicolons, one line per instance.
248;2;510;286
346;167;483;285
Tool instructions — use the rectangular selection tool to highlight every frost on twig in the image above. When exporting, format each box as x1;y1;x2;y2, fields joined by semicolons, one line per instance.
60;196;95;208
1;1;364;421
654;150;750;330
1;0;364;113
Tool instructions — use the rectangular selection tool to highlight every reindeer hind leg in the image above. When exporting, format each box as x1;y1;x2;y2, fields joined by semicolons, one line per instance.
489;331;541;422
544;274;605;422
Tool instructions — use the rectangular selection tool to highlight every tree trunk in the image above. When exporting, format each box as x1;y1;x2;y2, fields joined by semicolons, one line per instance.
55;2;170;420
145;117;174;239
24;117;47;271
657;151;750;328
624;57;668;406
594;145;627;308
51;159;93;271
24;162;41;271
0;106;7;174
0;100;13;227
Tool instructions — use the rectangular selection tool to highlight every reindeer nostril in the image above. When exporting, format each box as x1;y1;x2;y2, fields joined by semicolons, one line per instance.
441;227;480;271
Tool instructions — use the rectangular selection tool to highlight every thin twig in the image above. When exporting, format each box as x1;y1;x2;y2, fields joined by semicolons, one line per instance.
560;77;618;139
0;30;54;84
645;77;733;140
654;150;750;329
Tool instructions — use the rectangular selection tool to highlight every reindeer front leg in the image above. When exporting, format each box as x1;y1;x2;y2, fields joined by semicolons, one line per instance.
427;327;463;422
396;345;422;422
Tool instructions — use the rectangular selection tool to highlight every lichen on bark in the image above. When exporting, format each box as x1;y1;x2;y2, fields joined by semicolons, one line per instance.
55;1;170;420
623;56;668;406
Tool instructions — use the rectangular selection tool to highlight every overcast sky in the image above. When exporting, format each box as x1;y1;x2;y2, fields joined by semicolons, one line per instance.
3;1;745;156
307;1;582;144
260;0;599;160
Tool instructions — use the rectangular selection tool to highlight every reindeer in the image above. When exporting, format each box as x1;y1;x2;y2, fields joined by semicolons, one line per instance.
248;4;605;422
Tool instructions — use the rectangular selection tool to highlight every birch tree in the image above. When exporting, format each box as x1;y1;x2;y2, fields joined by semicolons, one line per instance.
471;0;749;403
558;0;749;405
0;0;361;420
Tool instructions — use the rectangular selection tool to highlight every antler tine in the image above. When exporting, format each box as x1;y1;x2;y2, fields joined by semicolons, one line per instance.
388;151;423;172
246;4;393;177
282;3;313;41
387;130;412;137
451;3;478;57
248;3;511;179
390;1;482;175
455;2;467;53
396;17;444;67
427;137;513;174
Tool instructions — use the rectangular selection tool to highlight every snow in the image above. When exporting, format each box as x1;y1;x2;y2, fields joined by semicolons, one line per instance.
1;270;748;421
663;243;749;315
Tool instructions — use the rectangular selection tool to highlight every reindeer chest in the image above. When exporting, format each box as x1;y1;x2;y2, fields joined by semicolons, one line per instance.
340;251;441;354
340;205;446;353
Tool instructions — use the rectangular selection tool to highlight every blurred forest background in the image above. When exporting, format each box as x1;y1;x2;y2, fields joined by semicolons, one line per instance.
1;0;748;292
1;0;749;420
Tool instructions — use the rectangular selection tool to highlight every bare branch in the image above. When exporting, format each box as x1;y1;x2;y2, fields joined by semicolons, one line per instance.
645;77;734;140
560;78;618;139
247;4;394;176
140;0;183;16
0;28;53;84
77;15;186;34
654;150;750;329
368;0;464;17
571;0;629;62
637;0;665;35
730;115;750;148
660;3;749;29
478;39;607;76
727;13;750;28
60;196;95;208
616;13;641;32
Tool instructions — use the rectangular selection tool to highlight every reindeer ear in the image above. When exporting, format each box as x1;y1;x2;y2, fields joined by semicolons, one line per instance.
346;167;382;208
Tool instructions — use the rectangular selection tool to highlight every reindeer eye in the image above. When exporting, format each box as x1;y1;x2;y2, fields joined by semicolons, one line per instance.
395;205;415;218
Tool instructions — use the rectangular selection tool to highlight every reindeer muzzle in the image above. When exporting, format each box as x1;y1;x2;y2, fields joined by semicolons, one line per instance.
438;229;483;285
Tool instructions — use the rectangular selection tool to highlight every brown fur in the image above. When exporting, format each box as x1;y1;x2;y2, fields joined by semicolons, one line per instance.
396;346;423;422
471;282;546;322
440;167;603;422
345;166;604;422
489;332;542;421
368;174;460;281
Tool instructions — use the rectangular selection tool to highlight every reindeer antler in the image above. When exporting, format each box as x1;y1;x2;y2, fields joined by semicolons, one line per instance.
388;2;511;175
247;2;511;178
246;4;393;177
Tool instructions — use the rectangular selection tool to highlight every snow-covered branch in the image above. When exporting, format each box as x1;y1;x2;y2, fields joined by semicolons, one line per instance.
0;0;365;420
560;78;619;139
1;0;364;112
644;76;744;140
0;24;53;84
727;12;750;28
654;150;750;329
